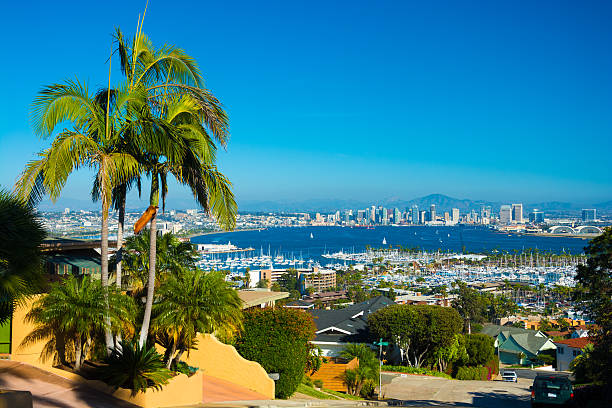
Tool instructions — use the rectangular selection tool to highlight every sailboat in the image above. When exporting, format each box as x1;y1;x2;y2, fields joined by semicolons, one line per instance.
382;237;387;245
310;232;314;239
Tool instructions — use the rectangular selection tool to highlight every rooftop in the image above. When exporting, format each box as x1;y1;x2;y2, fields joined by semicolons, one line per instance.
237;289;289;309
554;337;594;349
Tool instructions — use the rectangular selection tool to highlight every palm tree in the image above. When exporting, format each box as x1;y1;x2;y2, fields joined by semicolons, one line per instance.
111;29;236;347
120;230;198;296
15;80;142;352
22;275;135;370
0;190;47;324
152;269;242;368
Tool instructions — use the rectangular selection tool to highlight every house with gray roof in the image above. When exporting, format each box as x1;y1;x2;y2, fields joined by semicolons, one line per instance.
307;296;394;357
481;324;556;365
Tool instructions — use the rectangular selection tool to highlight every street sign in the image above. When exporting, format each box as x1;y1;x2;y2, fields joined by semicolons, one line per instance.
373;338;389;346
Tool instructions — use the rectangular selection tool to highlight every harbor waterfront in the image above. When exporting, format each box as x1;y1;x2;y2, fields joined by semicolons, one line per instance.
191;225;588;263
190;226;588;289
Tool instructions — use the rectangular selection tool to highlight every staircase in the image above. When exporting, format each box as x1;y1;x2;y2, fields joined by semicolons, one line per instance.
308;357;359;392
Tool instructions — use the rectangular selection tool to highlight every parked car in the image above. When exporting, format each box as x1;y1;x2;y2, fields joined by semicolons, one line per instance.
501;371;518;382
530;374;573;407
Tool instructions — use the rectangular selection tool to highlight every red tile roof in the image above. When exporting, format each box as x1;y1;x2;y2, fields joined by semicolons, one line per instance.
554;337;594;349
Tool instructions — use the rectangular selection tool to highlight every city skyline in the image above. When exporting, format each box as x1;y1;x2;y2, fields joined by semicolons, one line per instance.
2;1;612;205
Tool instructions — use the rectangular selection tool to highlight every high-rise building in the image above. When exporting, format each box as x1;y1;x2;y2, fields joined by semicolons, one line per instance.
371;206;376;222
394;208;402;223
511;204;523;224
582;209;596;222
500;205;512;224
411;205;419;225
357;210;365;222
452;208;460;224
529;210;544;224
444;212;450;223
419;210;427;224
430;204;436;222
63;208;70;215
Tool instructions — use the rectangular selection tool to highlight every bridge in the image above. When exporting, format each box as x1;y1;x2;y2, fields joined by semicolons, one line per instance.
548;225;603;235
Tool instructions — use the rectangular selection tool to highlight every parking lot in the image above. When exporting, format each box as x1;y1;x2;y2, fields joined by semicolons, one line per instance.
382;373;531;407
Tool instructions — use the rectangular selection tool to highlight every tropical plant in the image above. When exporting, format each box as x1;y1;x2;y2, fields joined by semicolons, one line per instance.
0;190;46;324
152;269;242;368
21;276;136;370
111;27;237;347
340;343;380;396
14;79;143;352
119;230;198;294
97;340;172;396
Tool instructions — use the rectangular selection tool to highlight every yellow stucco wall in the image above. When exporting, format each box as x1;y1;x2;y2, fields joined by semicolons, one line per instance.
10;297;274;405
184;334;275;399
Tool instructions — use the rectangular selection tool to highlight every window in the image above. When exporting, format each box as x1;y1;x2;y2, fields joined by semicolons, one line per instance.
558;347;564;355
572;350;577;357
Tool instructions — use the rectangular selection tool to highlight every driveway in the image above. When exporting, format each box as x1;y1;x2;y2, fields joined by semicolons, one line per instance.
0;360;138;408
382;373;531;407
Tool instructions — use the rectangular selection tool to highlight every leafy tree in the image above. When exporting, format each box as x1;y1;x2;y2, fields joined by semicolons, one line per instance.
153;269;242;368
570;343;599;384
368;304;462;368
574;227;612;387
0;190;46;324
464;333;494;366
235;308;316;398
432;333;468;372
97;341;172;396
22;276;135;370
256;278;269;288
452;281;487;334
277;269;300;292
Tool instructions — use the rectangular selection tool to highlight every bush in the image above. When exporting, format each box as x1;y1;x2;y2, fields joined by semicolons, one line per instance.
302;376;313;386
455;365;488;380
313;379;323;388
465;334;494;366
484;358;499;378
360;379;376;398
234;308;316;399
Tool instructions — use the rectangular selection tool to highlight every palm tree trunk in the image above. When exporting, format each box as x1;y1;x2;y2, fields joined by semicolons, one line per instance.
116;188;126;289
139;213;156;347
101;207;113;354
74;335;83;371
139;175;159;347
165;340;177;369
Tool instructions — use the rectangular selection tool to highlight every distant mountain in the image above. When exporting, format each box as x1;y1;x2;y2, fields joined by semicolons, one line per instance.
525;201;577;212
238;199;370;213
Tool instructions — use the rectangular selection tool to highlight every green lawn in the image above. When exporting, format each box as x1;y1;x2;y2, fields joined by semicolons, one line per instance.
322;388;364;400
296;384;339;399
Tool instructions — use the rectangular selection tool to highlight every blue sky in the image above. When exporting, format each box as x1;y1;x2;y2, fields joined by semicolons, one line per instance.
1;0;611;209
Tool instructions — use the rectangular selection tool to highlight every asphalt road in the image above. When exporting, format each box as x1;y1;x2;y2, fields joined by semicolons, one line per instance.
382;373;531;408
501;368;573;381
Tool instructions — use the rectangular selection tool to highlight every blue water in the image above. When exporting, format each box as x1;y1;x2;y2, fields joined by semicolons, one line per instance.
191;226;589;265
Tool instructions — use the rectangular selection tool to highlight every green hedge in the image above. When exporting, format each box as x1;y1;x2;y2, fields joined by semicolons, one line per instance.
234;308;316;399
455;365;489;380
382;365;453;379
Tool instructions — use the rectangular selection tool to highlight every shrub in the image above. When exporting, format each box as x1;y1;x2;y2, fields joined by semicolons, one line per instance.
360;379;376;398
302;376;313;386
455;365;488;381
234;308;316;399
465;334;494;366
313;379;323;388
484;358;499;378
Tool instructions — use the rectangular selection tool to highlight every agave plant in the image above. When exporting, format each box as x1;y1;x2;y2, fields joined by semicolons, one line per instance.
98;341;172;396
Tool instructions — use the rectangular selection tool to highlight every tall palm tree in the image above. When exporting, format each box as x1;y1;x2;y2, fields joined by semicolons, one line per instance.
22;275;135;370
0;190;47;324
15;80;142;352
112;29;236;346
152;269;242;368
